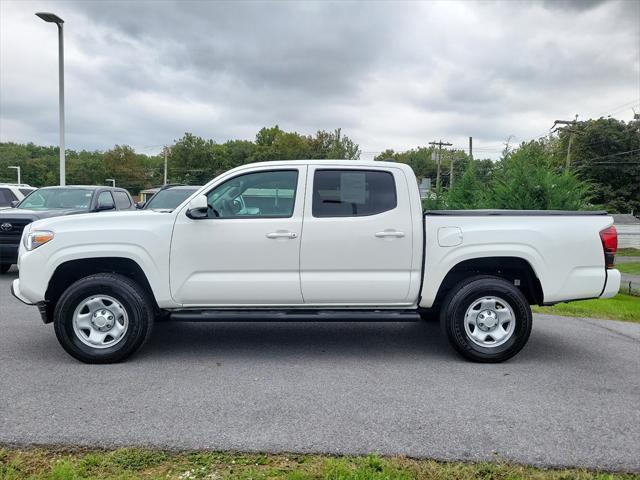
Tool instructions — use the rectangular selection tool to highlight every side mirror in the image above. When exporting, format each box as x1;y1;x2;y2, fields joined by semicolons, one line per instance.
136;202;146;209
10;200;19;208
186;194;208;219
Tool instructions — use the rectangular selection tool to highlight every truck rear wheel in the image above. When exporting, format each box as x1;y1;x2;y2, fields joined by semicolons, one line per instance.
53;273;154;364
440;275;532;363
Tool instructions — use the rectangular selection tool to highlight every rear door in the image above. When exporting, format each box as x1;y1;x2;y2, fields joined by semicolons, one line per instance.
300;165;414;305
170;166;306;306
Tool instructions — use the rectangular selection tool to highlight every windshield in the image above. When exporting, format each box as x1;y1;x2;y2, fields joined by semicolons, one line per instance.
145;187;199;211
18;188;94;210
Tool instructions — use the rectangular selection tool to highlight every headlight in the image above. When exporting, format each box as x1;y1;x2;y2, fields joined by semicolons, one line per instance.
24;230;54;251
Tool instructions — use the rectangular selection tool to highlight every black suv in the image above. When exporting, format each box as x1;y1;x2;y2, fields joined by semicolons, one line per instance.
0;186;135;273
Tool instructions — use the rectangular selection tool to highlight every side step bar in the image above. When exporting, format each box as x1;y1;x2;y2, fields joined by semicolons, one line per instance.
170;309;421;322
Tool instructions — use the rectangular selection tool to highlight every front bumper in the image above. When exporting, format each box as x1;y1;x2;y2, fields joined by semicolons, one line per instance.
11;279;33;305
600;269;621;299
12;279;51;323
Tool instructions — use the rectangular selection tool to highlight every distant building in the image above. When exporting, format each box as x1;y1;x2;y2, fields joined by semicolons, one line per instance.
613;214;640;248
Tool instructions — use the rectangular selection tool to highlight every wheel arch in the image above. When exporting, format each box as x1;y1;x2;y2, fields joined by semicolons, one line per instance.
43;257;158;324
430;256;544;309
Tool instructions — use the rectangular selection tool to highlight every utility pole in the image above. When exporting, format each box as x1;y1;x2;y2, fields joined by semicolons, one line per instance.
449;151;455;188
552;114;579;168
469;136;473;160
428;139;452;189
163;146;168;185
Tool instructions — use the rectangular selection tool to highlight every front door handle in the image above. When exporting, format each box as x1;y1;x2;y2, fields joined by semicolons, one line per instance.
266;231;298;239
375;230;405;238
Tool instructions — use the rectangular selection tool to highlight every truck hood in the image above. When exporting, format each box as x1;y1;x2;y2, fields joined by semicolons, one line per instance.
29;209;168;231
0;207;87;222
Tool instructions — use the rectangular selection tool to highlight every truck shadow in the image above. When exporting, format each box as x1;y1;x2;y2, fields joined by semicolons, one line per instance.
139;317;593;364
141;319;457;361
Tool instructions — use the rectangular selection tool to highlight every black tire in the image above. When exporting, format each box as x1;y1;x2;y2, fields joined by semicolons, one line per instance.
440;275;532;363
0;263;11;274
53;273;154;364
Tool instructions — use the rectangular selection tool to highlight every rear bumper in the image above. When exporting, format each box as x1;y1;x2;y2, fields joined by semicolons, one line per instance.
600;269;621;299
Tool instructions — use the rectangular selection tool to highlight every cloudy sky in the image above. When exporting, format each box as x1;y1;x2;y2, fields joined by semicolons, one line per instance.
1;0;639;159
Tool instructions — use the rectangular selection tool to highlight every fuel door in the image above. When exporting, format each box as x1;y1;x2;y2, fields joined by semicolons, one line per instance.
437;226;463;247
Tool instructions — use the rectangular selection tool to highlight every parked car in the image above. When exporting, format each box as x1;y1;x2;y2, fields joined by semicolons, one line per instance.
140;184;202;212
0;185;135;273
11;160;620;364
0;184;36;210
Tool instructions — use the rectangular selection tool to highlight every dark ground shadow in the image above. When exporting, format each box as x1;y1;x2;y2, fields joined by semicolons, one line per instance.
140;319;458;362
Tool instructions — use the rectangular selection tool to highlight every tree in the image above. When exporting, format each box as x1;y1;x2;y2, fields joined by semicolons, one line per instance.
104;145;146;193
558;118;640;213
491;140;591;210
446;160;486;209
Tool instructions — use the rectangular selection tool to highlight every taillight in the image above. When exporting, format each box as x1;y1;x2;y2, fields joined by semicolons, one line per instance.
599;225;617;269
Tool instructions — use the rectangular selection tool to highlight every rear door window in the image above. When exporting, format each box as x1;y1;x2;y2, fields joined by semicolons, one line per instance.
312;170;397;217
113;191;132;210
97;191;115;209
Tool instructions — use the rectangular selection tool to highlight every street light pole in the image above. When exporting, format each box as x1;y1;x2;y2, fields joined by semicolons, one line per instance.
8;166;21;185
36;12;65;186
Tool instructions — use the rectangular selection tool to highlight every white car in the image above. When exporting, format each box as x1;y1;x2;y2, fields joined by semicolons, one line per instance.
0;184;36;210
11;160;621;364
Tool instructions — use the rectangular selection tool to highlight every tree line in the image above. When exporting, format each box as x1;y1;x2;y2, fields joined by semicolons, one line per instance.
0;118;637;213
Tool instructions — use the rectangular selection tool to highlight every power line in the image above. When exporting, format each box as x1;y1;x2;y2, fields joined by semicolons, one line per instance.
577;148;640;162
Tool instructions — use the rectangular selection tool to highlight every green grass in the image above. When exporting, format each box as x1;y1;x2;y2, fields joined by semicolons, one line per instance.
533;294;640;323
617;263;640;275
1;447;637;480
617;248;640;257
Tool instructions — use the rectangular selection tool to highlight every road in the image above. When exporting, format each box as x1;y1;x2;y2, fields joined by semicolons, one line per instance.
0;267;639;472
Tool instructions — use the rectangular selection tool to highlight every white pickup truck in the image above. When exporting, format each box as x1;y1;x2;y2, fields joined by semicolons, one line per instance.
11;160;621;364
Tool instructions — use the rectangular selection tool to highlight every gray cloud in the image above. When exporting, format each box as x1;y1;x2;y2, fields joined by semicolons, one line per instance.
1;0;638;159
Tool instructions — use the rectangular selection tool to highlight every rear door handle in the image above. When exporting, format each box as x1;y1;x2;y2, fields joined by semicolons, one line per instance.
266;231;298;239
375;230;405;238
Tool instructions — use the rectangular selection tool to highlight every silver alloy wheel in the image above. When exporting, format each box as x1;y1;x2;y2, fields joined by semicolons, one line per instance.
72;295;129;349
464;296;516;348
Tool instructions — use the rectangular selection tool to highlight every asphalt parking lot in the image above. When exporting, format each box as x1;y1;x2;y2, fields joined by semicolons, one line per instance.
0;267;639;472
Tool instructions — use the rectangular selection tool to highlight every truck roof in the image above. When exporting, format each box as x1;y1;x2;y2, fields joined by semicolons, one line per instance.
237;159;402;168
37;185;128;191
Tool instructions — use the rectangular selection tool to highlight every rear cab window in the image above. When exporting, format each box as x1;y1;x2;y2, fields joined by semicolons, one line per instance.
312;169;397;217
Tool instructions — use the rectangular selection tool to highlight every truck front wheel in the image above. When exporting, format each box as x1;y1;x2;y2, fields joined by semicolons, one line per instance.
440;275;532;363
53;273;154;364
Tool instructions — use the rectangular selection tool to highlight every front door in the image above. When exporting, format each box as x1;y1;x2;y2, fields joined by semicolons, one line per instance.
170;166;306;306
300;165;414;305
